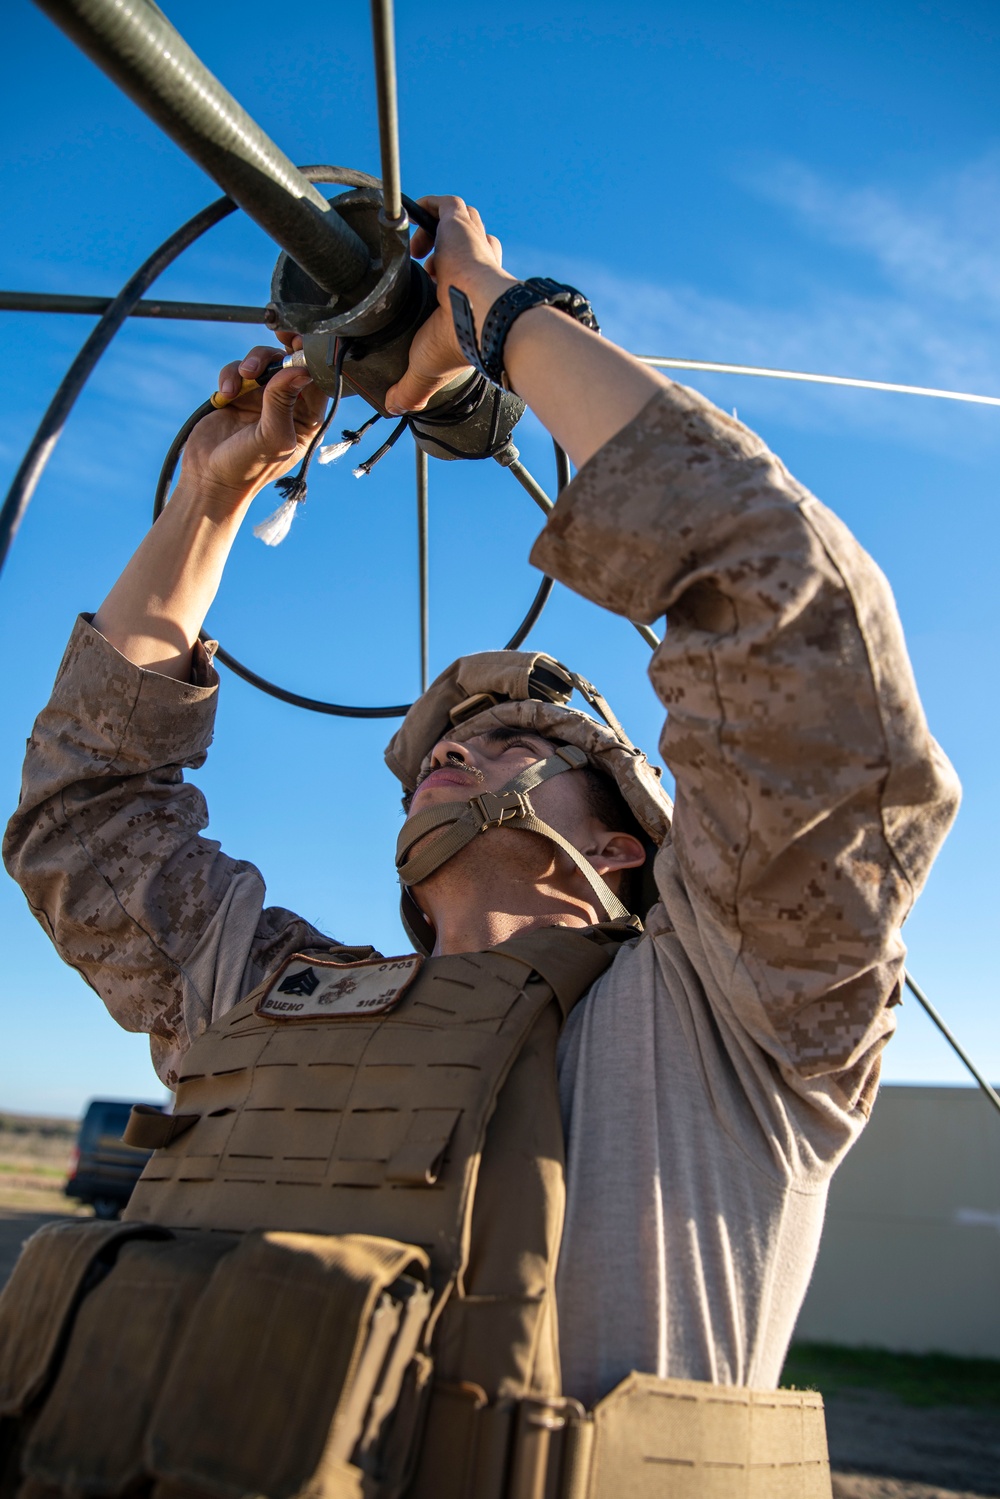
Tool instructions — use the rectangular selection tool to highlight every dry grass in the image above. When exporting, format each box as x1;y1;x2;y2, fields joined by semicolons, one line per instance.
0;1110;76;1168
0;1110;77;1209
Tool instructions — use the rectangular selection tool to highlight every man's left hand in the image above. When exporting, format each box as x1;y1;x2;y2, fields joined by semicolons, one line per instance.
385;195;516;414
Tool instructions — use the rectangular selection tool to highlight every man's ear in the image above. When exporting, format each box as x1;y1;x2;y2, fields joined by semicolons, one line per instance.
589;831;646;876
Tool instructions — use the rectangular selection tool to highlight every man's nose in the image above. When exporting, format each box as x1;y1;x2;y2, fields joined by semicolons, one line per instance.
430;737;474;770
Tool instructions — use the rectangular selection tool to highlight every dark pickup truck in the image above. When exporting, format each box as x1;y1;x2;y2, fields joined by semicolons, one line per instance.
66;1098;165;1218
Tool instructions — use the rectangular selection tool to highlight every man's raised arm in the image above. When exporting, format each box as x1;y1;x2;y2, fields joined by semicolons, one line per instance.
387;196;959;1135
92;350;325;678
2;357;361;1085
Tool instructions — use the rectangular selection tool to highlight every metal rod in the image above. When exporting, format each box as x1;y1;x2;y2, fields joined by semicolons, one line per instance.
34;0;371;293
0;193;237;580
903;972;1000;1121
504;577;554;650
370;0;404;224
507;457;661;649
416;444;429;692
629;621;661;648
508;457;554;516
0;290;266;323
638;356;1000;409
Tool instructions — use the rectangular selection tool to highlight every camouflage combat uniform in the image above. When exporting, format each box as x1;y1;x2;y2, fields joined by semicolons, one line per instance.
3;384;960;1408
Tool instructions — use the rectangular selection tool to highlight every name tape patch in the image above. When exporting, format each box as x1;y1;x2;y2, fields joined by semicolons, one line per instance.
257;953;423;1021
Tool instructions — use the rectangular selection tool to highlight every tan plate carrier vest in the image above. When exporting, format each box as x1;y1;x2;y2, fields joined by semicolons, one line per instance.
0;927;831;1499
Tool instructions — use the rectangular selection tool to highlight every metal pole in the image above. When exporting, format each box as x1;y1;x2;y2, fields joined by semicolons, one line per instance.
904;972;1000;1121
0;290;265;323
34;0;371;293
370;0;404;224
507;457;555;517
0;194;237;579
416;445;429;692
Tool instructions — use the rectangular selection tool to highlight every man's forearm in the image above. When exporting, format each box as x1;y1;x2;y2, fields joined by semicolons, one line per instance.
459;267;667;470
91;351;323;678
92;475;252;681
382;199;668;471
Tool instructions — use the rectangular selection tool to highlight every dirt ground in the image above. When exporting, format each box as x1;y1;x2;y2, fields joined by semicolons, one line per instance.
826;1388;1000;1498
0;1180;997;1499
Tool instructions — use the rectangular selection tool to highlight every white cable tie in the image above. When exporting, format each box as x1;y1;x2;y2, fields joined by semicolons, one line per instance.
253;496;300;546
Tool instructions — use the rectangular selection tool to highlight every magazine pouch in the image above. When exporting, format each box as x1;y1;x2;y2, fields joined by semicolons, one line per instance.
0;1217;173;1498
19;1230;236;1497
145;1231;431;1499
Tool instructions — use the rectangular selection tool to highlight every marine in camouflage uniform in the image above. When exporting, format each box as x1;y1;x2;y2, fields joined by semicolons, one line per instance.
3;196;959;1414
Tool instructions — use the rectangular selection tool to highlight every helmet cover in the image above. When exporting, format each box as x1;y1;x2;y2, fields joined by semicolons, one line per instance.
384;649;672;845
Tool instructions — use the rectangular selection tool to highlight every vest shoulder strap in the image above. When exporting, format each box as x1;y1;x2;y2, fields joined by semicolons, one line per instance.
491;924;636;1019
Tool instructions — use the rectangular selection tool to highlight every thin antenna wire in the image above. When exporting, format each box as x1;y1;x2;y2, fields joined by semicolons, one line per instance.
370;0;403;223
506;457;661;649
416;445;429;693
904;972;1000;1121
638;357;1000;409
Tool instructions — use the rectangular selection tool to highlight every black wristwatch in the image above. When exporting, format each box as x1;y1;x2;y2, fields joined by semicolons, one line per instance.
449;277;600;389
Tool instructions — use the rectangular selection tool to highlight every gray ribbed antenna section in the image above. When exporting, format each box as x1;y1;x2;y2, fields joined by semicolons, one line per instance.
34;0;371;294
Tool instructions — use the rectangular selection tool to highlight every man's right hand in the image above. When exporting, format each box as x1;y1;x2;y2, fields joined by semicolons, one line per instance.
180;344;328;508
91;341;327;678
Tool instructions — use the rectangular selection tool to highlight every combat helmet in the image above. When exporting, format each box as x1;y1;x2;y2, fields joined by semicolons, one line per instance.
384;649;673;954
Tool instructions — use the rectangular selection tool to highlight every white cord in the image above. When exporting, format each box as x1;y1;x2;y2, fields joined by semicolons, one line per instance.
638;357;1000;408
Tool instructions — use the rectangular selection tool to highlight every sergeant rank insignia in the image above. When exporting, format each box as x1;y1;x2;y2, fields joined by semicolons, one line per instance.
257;953;423;1020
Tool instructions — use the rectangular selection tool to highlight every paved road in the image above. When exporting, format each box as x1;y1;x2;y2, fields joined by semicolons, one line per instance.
0;1198;82;1287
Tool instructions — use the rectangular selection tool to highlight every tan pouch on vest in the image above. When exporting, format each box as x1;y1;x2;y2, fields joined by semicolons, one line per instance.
0;1218;170;1420
587;1373;831;1499
146;1231;431;1499
409;1372;832;1499
20;1232;238;1497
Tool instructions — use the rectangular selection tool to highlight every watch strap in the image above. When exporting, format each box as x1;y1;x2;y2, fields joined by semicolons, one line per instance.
448;278;600;389
448;286;487;377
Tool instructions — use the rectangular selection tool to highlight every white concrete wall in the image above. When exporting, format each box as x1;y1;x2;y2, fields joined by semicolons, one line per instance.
794;1085;1000;1359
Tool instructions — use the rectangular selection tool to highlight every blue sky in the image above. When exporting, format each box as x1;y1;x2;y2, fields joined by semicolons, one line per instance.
1;0;998;1115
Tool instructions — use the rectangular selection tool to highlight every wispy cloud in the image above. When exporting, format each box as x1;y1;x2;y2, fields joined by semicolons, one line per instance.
747;154;1000;315
518;153;1000;454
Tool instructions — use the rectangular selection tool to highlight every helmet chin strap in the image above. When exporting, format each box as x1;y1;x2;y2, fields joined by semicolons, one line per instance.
395;744;636;928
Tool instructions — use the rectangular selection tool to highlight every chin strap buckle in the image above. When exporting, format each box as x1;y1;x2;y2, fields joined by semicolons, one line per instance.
472;789;530;830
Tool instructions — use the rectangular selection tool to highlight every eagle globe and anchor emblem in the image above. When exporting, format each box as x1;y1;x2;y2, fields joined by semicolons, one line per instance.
260;956;423;1019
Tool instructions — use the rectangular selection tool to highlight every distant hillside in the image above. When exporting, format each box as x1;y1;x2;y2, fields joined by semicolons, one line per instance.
0;1110;76;1166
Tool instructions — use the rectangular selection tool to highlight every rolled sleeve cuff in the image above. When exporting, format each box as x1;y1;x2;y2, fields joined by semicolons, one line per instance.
52;615;220;774
529;385;779;624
